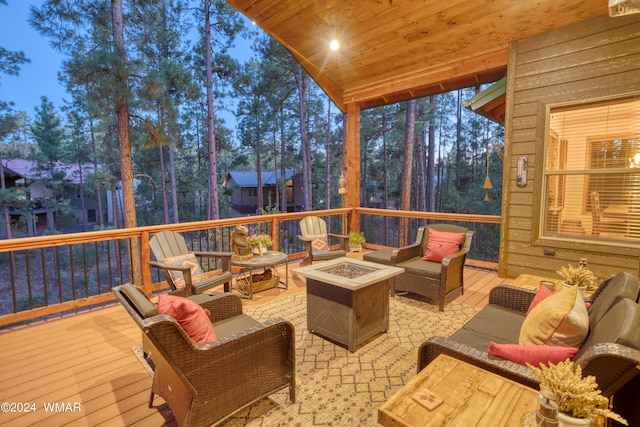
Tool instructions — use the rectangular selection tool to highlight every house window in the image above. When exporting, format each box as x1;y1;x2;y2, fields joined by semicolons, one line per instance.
542;96;640;243
247;187;257;198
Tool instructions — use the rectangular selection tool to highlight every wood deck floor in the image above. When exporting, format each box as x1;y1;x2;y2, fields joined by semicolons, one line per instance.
0;253;512;427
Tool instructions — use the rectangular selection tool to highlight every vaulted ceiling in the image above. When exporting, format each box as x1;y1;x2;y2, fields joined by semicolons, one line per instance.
226;0;608;112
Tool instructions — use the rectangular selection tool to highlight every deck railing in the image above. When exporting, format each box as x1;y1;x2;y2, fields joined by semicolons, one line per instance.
0;208;501;327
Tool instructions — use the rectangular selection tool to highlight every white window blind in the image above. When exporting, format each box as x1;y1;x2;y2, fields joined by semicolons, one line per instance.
543;96;640;242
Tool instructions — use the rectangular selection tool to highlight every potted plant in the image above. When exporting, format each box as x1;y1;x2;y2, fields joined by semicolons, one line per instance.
527;360;627;426
248;234;272;256
556;263;597;296
349;231;366;252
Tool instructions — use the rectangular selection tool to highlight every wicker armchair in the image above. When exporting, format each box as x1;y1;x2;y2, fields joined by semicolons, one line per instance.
418;272;640;402
365;224;474;311
113;284;296;427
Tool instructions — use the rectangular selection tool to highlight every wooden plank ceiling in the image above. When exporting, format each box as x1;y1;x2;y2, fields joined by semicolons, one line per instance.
226;0;608;112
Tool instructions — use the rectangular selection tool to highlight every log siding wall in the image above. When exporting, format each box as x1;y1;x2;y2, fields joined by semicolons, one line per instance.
500;14;640;279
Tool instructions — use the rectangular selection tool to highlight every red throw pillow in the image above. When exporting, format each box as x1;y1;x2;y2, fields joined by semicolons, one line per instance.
526;285;554;315
422;228;466;262
157;294;217;344
488;342;578;366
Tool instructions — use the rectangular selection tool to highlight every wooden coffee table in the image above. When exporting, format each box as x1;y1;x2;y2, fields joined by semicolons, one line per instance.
378;354;538;427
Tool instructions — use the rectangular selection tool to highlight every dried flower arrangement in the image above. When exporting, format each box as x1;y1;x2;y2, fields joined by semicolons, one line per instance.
556;263;596;289
527;360;627;424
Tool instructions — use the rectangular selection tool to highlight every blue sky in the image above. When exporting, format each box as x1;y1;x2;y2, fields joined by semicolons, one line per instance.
0;1;255;127
0;0;67;115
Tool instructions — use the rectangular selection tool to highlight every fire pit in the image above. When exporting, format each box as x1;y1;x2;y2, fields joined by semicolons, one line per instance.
293;257;404;352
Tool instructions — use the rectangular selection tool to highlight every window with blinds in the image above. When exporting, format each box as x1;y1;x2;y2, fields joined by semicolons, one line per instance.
542;96;640;243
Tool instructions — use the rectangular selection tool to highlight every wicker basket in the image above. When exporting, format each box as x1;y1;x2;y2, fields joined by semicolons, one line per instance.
237;269;280;294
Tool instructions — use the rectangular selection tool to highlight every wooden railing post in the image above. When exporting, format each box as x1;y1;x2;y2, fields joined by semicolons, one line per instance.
140;230;152;295
271;217;279;251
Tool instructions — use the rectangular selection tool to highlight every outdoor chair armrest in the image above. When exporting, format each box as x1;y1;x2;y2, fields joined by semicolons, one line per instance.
488;284;536;313
574;343;640;397
418;336;539;389
199;292;244;322
328;232;349;249
297;235;314;242
390;242;423;264
149;260;192;272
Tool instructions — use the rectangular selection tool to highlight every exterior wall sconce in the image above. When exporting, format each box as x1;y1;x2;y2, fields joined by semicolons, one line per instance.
517;156;528;187
338;173;347;195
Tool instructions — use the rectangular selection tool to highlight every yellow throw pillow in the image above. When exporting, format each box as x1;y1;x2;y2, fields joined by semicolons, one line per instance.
519;285;589;347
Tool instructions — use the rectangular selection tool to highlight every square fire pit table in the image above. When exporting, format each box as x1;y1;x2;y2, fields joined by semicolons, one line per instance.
292;257;404;352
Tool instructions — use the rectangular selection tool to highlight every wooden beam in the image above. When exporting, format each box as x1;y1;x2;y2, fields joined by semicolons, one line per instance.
344;103;361;233
343;49;508;106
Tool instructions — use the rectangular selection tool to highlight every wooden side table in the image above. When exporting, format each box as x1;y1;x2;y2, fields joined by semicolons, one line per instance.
378;354;539;427
231;251;288;298
510;273;563;292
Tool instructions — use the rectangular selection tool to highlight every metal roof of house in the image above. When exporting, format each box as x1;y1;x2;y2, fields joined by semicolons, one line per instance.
462;77;506;124
225;170;298;187
2;159;100;184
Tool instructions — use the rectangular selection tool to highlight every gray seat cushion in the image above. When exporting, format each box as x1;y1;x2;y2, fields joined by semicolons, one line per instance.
213;314;260;339
363;250;394;265
452;304;525;351
397;257;442;278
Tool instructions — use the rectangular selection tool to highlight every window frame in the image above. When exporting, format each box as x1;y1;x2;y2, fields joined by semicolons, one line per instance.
533;94;640;251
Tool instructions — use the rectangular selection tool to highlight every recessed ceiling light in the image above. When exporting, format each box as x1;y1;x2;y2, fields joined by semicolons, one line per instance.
329;39;340;51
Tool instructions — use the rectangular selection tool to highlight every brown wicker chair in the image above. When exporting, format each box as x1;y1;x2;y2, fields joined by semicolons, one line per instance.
365;224;474;311
149;230;233;296
297;216;349;266
113;284;296;427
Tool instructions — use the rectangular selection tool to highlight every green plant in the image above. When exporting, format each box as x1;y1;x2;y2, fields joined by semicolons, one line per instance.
248;234;272;247
556;263;596;288
527;360;627;424
349;231;366;244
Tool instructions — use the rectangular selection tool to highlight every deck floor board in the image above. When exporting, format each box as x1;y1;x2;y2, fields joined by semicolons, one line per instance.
0;253;511;426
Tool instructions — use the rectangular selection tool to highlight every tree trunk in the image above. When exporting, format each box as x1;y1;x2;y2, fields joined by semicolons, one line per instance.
398;99;416;246
168;141;179;223
159;144;169;223
89;118;104;226
204;1;220;222
427;95;436;212
111;0;141;284
416;128;426;214
279;105;287;213
0;153;12;239
297;64;312;211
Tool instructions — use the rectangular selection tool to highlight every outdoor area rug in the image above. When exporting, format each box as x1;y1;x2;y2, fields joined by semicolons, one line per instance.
132;292;479;426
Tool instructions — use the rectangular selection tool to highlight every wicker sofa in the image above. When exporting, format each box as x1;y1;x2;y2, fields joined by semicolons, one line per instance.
113;284;295;427
418;271;640;412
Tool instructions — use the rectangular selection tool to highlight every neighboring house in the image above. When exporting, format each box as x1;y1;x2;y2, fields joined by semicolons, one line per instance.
0;158;109;236
223;170;303;214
